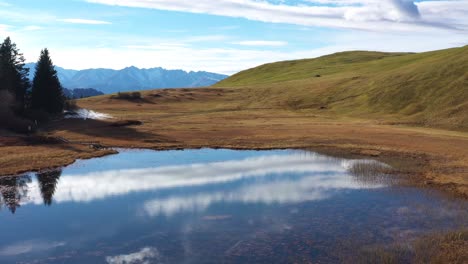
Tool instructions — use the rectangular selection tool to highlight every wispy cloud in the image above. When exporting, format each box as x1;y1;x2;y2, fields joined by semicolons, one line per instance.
185;35;228;42
0;1;11;7
233;40;288;47
0;24;10;32
85;0;468;32
124;43;189;50
22;25;43;31
0;240;66;256
212;25;240;31
3;0;465;74
0;24;11;37
121;35;228;50
42;25;465;74
58;18;112;25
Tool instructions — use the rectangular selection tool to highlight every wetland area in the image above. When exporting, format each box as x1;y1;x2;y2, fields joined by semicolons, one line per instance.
1;149;466;263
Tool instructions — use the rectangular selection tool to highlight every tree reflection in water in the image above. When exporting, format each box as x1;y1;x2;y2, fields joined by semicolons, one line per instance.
0;169;62;213
0;175;31;213
36;169;62;206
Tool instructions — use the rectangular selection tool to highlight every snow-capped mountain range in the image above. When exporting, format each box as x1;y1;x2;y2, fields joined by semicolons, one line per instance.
25;63;228;94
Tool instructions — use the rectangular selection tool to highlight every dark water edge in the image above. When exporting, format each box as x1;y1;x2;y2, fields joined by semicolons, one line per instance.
0;149;466;263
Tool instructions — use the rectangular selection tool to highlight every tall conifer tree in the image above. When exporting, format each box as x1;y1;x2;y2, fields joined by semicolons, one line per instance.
31;49;64;114
0;37;30;112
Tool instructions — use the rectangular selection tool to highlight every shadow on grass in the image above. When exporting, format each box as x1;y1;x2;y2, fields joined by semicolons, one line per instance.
46;118;177;145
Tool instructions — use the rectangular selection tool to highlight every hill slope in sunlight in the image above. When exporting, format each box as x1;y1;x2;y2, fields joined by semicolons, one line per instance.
215;46;468;130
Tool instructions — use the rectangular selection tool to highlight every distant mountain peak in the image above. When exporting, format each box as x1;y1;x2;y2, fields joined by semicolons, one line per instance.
124;66;139;70
24;64;228;94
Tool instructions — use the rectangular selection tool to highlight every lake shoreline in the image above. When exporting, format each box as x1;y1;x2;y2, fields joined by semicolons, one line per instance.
1;88;467;199
0;136;465;199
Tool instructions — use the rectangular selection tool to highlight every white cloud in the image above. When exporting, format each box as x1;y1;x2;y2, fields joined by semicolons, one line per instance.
185;35;229;42
233;40;288;46
142;171;384;217
58;18;112;25
417;0;468;30
0;1;11;7
85;0;468;32
106;247;160;264
0;241;66;256
22;25;43;31
0;24;11;36
311;0;421;20
343;0;420;22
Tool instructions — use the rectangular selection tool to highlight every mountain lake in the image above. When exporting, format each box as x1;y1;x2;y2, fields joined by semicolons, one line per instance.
0;149;466;263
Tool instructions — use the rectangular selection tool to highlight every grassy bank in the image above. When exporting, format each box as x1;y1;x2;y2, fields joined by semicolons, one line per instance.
216;46;468;131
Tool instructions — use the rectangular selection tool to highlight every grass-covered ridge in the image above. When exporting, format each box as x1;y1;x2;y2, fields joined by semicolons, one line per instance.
215;46;468;131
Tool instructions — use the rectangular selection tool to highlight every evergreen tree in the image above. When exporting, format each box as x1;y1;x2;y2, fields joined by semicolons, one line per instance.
0;175;32;214
31;49;65;114
36;169;62;206
0;37;30;112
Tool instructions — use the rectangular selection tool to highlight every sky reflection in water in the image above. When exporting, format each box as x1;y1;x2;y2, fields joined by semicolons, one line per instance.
22;151;384;211
0;149;465;264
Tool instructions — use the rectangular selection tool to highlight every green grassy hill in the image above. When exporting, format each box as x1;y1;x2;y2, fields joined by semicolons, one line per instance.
215;46;468;131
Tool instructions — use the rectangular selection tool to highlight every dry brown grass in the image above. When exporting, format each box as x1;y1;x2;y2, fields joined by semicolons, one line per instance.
350;229;468;264
0;138;116;175
412;230;468;264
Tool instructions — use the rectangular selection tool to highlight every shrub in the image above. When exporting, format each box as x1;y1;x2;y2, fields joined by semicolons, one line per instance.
23;108;51;123
0;91;35;133
131;92;141;99
64;99;78;111
112;91;142;100
0;111;35;133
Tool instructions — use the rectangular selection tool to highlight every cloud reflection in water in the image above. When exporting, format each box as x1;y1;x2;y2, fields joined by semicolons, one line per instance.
20;152;386;216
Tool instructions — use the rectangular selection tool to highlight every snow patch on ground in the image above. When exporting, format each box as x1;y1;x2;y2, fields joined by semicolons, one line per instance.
65;109;112;120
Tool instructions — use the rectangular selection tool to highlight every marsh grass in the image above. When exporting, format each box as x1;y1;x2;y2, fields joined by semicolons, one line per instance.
348;160;399;186
349;229;468;264
349;245;412;264
412;230;468;263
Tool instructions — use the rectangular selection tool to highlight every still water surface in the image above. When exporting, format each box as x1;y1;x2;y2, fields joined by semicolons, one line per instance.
0;149;466;263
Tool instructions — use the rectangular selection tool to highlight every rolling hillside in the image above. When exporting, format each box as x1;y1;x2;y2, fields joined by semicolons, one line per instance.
215;46;468;131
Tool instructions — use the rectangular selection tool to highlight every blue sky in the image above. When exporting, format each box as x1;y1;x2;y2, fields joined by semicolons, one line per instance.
0;0;467;74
